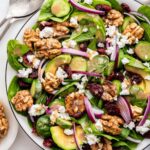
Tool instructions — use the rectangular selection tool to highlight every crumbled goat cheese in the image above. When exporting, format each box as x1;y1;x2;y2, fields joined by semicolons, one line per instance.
120;89;130;95
58;106;66;113
33;59;40;69
95;120;103;131
40;27;54;38
85;134;100;145
117;35;129;48
72;74;84;80
144;75;150;80
127;48;134;54
85;90;93;100
106;46;114;55
122;58;130;65
18;57;23;63
87;48;99;60
83;27;88;32
64;129;74;136
124;121;135;130
58;106;70;120
56;67;68;80
135;38;139;44
143;62;150;68
97;42;104;48
28;104;46;116
120;79;130;95
50;110;59;124
17;68;32;78
84;0;93;4
62;40;77;48
70;17;78;25
27;55;35;63
106;26;116;37
136;120;150;135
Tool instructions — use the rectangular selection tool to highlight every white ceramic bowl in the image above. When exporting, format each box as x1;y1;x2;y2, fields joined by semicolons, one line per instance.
5;0;150;149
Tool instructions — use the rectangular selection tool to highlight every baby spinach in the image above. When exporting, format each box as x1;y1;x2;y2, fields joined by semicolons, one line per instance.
138;5;150;20
129;130;144;140
7;40;29;71
35;93;48;104
141;22;150;42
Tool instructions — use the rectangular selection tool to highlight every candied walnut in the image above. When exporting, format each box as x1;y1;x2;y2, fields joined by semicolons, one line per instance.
11;90;33;111
131;105;143;121
0;103;8;139
101;81;117;102
100;114;124;135
102;138;112;150
105;9;124;26
42;73;61;94
60;22;78;28
65;92;85;118
91;143;103;150
123;23;144;44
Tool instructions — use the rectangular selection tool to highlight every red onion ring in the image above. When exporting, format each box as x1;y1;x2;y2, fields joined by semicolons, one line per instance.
93;108;104;118
61;48;89;58
117;96;132;124
84;97;97;123
126;136;142;144
69;0;105;15
73;123;81;150
38;59;47;82
138;96;150;126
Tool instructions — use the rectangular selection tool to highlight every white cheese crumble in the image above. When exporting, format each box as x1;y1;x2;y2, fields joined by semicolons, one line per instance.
56;67;68;81
87;48;99;60
121;58;130;65
27;55;41;69
28;104;46;116
127;48;134;55
62;40;77;48
144;75;150;80
40;27;54;38
85;90;93;100
143;62;150;68
97;42;104;48
83;27;88;32
17;68;32;78
64;129;74;136
72;74;84;80
95;120;103;131
120;79;130;95
136;120;150;135
85;134;100;145
18;57;23;63
27;55;34;63
106;26;116;37
84;0;93;4
124;121;135;130
70;17;78;25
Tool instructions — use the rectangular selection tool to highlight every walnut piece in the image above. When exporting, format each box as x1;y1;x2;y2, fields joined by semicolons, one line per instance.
102;138;112;150
105;9;124;26
101;81;117;102
65;92;85;118
100;114;124;135
42;73;61;94
11;90;33;112
123;23;144;44
0;103;8;139
91;143;103;150
131;105;143;121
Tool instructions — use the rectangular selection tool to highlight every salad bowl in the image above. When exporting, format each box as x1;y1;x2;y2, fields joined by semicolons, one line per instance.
5;0;150;149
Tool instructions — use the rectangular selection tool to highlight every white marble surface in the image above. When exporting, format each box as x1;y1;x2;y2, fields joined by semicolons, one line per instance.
0;0;41;149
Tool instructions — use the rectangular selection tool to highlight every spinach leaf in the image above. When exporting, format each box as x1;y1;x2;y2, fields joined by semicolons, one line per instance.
120;128;130;139
138;5;150;20
129;130;144;140
88;38;97;50
141;23;150;42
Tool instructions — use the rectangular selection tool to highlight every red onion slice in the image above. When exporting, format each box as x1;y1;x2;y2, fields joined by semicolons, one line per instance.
38;59;47;82
46;105;60;114
73;123;81;150
93;108;104;118
69;0;105;15
61;48;89;58
130;11;150;24
126;136;142;144
84;97;96;123
124;12;140;25
117;96;132;124
71;70;101;77
138;96;150;126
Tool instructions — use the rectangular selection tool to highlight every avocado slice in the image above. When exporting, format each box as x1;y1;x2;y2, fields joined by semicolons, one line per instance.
122;17;135;31
112;80;121;95
69;56;87;71
135;41;150;61
56;118;72;129
50;126;85;150
45;54;72;75
51;0;70;17
104;61;114;76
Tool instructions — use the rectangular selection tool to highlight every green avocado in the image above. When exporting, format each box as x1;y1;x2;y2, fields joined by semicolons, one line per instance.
112;80;121;95
138;5;150;20
49;98;65;107
50;126;85;150
141;23;150;42
122;16;135;31
135;41;150;61
104;61;114;76
69;56;87;71
56;118;72;129
45;54;72;75
51;0;70;17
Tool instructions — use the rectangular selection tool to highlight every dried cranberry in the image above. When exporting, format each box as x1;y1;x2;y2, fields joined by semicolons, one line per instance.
79;42;88;52
82;144;91;150
126;72;143;84
104;102;120;116
96;4;112;13
43;138;53;148
39;21;54;30
87;83;104;98
144;130;150;138
29;69;38;79
121;3;131;12
107;72;124;81
23;51;33;66
18;80;30;88
32;127;37;134
64;65;72;78
97;48;106;54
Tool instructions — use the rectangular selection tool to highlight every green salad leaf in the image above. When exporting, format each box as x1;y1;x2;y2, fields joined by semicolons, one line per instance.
138;5;150;20
106;0;122;11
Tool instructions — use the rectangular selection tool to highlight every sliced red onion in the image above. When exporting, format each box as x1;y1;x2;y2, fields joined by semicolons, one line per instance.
130;11;150;24
69;0;105;15
38;58;47;81
73;123;81;150
138;96;150;126
93;108;104;118
126;136;142;144
84;97;96;123
61;48;89;58
117;96;132;124
71;70;101;77
46;105;60;114
124;12;140;25
114;44;119;69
